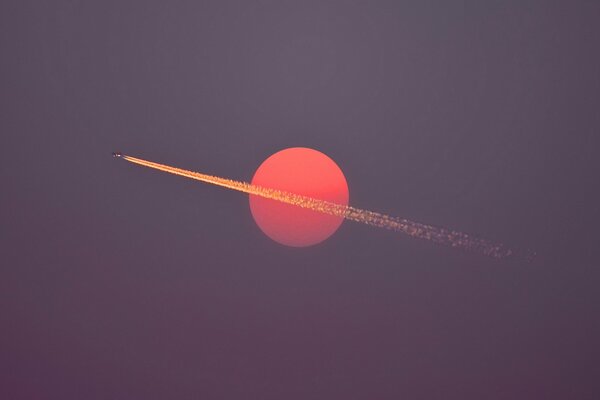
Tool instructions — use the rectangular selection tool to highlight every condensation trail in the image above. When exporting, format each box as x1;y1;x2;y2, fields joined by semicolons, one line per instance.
120;154;516;259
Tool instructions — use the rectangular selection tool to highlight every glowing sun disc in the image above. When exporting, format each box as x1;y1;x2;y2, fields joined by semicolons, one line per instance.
249;147;349;247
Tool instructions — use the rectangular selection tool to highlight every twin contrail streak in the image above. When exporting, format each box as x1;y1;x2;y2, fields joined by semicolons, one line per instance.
117;153;517;259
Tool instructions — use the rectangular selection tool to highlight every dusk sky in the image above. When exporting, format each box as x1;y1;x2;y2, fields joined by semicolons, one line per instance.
2;1;600;398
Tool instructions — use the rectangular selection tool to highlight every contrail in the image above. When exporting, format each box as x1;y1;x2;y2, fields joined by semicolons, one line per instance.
115;153;521;259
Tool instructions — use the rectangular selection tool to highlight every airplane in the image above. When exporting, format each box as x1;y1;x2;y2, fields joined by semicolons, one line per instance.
112;152;123;158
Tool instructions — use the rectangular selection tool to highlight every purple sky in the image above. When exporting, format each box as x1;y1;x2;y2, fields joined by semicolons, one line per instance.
2;1;600;398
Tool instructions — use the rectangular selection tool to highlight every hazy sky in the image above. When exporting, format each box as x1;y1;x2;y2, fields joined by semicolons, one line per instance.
2;1;600;398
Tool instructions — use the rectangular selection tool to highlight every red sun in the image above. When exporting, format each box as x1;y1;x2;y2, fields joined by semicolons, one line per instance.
249;147;349;247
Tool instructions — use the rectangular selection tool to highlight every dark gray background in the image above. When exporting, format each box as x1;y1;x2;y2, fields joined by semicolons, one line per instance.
2;1;599;398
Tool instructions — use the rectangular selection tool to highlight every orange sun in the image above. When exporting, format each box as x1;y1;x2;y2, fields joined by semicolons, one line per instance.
249;147;349;247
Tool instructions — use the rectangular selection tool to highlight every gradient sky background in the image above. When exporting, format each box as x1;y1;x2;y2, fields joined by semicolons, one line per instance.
2;1;600;399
